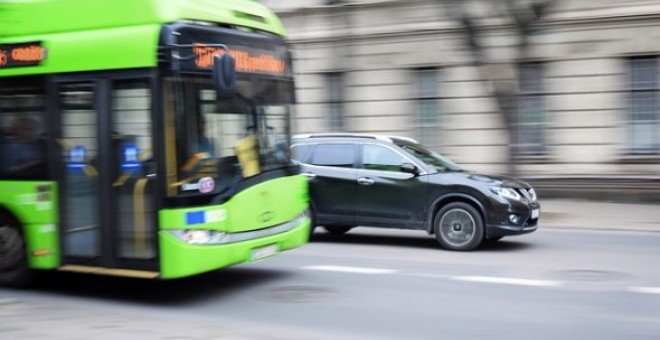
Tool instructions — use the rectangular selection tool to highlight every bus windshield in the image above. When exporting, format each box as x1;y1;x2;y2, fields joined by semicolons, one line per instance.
169;75;294;197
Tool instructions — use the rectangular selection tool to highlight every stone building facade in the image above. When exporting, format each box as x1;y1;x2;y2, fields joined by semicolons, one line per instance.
262;0;660;200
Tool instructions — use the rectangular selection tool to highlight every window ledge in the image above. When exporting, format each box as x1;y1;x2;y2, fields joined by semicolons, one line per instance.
514;155;553;164
616;154;660;164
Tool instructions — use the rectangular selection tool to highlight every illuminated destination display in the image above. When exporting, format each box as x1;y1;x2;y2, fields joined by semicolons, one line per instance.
0;42;47;68
192;43;286;75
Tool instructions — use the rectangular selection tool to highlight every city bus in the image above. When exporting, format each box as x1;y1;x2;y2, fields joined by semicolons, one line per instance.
0;0;310;287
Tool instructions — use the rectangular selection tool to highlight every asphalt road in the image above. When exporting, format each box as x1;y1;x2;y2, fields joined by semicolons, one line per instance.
1;227;660;339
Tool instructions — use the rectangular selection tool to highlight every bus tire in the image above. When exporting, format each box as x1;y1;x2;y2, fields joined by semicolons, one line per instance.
0;215;33;288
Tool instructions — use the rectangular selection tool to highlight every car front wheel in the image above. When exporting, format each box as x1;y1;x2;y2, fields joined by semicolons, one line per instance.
433;202;484;251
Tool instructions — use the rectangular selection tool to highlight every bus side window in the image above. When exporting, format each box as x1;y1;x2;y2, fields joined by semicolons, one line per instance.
111;80;153;178
1;116;47;179
0;128;6;176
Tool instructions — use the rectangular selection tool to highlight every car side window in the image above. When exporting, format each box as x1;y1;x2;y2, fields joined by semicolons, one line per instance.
309;143;356;167
291;144;313;163
361;145;408;172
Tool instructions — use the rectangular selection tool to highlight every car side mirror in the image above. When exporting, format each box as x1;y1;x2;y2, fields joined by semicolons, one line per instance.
400;163;419;175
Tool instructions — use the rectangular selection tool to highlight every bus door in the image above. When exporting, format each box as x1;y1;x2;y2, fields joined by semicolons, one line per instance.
53;76;158;271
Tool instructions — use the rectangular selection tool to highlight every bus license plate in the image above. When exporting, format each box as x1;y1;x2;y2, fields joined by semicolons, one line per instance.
531;209;540;219
250;244;278;261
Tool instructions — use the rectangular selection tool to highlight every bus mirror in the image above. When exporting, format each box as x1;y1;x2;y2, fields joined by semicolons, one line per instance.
213;53;236;100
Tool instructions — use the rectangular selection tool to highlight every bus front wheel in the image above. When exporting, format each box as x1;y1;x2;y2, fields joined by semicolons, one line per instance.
0;216;33;288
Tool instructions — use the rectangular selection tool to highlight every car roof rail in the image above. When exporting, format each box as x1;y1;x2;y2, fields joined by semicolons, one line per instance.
293;132;387;141
292;133;420;145
387;135;419;144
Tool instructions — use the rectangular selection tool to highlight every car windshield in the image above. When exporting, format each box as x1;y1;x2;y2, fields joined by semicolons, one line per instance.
399;143;464;172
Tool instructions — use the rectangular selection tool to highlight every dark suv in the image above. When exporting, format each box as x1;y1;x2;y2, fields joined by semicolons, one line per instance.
292;133;540;251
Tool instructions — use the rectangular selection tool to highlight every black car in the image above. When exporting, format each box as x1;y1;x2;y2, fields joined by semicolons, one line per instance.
291;133;540;251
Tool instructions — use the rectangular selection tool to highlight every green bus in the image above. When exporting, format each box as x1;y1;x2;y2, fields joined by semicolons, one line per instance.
0;0;310;287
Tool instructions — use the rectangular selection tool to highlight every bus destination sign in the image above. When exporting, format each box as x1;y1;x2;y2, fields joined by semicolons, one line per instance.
192;43;287;76
0;42;47;68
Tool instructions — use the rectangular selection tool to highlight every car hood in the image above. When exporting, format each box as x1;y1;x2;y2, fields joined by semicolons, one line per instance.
430;171;532;189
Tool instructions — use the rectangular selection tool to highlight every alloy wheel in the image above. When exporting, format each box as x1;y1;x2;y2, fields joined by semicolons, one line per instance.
439;208;476;247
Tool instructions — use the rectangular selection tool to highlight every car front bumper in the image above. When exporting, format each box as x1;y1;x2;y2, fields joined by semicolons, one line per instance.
486;200;540;238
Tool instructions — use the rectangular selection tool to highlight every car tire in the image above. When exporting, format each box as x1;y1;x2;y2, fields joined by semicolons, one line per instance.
0;215;33;288
308;205;317;239
324;225;353;235
433;202;484;251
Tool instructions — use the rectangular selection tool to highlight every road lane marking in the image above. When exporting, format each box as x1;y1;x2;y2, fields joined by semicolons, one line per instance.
450;276;563;287
301;265;398;274
299;268;660;294
627;287;660;295
408;273;452;280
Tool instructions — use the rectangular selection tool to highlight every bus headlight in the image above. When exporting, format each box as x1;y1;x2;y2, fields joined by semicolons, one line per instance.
167;230;227;244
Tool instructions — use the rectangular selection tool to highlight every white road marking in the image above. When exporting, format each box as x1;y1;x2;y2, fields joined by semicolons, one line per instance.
300;267;660;294
408;273;452;280
627;287;660;295
450;276;563;287
301;265;399;274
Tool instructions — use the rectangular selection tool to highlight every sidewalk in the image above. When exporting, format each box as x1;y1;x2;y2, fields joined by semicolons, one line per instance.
540;199;660;232
0;297;229;340
0;295;317;340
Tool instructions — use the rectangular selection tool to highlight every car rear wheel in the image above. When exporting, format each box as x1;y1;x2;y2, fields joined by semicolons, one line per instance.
433;202;484;251
308;205;317;239
0;215;33;288
324;226;353;235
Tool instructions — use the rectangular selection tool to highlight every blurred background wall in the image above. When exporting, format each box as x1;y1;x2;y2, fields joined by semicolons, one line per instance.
261;0;660;202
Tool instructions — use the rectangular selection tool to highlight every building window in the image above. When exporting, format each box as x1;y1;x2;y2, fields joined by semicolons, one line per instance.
414;68;440;150
629;57;658;154
326;73;344;131
517;62;546;155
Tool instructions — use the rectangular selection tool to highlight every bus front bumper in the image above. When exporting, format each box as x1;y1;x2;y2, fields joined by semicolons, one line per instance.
159;215;311;279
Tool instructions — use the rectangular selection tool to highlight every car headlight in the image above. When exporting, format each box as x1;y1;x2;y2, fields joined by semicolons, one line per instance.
491;187;521;201
528;188;537;201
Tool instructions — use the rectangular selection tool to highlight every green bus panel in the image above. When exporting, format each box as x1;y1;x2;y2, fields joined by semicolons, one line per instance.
159;174;310;278
0;25;160;77
159;174;309;233
0;181;59;270
0;0;286;76
0;0;285;39
159;218;309;279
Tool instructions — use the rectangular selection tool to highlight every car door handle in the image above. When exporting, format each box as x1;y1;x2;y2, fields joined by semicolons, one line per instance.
302;172;316;179
357;177;375;186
